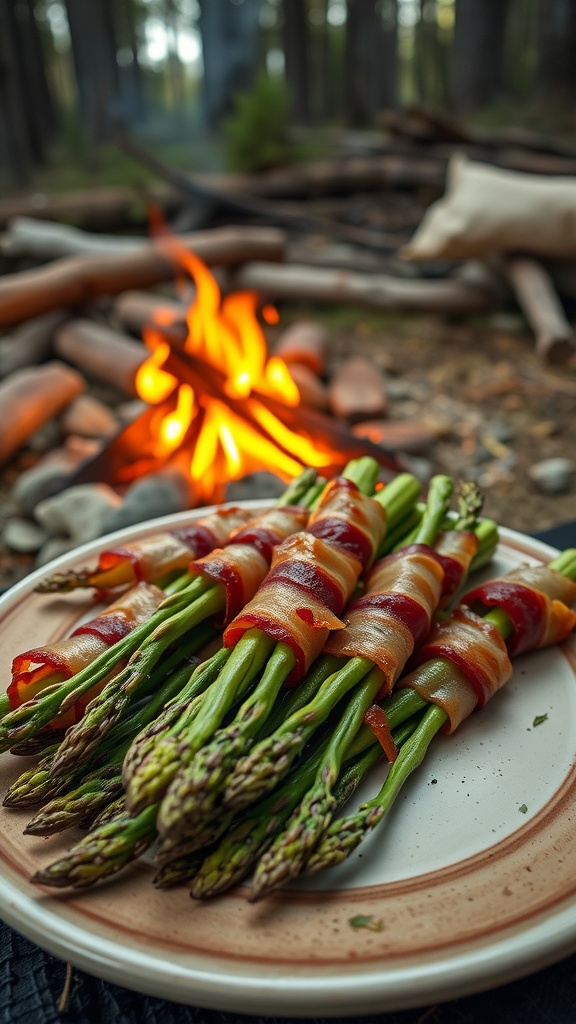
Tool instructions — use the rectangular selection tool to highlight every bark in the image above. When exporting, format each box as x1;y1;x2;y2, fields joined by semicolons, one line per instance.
282;0;310;123
450;0;512;111
198;0;260;126
65;0;120;141
536;0;576;101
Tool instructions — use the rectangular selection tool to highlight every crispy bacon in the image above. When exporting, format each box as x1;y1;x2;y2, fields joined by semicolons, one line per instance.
91;506;255;586
189;506;309;624
224;533;362;684
463;564;576;655
432;529;479;604
363;704;398;761
9;582;165;727
398;657;479;733
223;480;388;685
404;606;513;719
324;544;445;697
307;477;388;571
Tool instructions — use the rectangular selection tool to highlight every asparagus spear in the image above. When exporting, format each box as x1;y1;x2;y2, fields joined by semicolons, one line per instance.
32;805;158;889
304;549;576;875
222;475;455;813
190;717;418;899
141;657;347;866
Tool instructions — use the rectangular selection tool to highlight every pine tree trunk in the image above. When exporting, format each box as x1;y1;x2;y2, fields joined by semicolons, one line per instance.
450;0;512;111
536;0;576;100
65;0;120;142
282;0;310;123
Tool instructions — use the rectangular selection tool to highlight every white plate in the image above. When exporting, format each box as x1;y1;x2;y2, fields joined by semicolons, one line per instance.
0;505;574;1016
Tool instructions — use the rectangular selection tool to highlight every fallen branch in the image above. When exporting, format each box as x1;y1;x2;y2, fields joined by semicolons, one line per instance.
118;135;424;252
0;184;179;232
0;226;285;329
229;262;494;314
1;217;153;260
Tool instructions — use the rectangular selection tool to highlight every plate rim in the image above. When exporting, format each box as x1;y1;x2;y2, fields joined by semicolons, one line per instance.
0;506;574;1016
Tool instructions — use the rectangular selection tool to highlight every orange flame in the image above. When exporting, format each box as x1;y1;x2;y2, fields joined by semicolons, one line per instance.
135;242;341;503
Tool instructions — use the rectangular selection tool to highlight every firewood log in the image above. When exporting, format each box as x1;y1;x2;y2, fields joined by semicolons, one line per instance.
0;227;286;329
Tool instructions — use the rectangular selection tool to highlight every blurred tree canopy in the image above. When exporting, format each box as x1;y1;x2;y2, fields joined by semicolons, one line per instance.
1;0;575;182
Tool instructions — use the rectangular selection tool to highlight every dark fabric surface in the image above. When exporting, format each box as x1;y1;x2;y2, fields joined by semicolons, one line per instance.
2;522;576;1024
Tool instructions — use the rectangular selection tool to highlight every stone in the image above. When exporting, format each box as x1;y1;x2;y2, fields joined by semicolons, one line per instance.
287;364;329;410
225;472;286;502
528;457;575;495
34;484;122;550
3;517;47;554
12;442;100;515
99;465;193;534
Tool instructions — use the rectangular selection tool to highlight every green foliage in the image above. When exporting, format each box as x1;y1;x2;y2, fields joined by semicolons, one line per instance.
222;72;294;173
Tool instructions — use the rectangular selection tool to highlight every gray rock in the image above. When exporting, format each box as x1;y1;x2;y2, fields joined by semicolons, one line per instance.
528;457;575;495
225;472;286;503
99;470;191;534
34;484;122;550
3;517;47;553
14;461;77;515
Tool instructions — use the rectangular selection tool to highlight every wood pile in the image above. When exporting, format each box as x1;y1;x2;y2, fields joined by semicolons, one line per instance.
0;104;575;583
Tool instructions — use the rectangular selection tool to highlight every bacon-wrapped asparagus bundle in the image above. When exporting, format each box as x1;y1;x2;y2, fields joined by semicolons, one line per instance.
0;499;313;757
35;471;318;596
153;471;414;859
31;504;310;770
30;467;420;889
7;583;166;732
304;548;576;875
34;505;259;594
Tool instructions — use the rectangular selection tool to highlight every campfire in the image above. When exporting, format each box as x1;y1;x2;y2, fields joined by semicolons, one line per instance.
65;237;398;507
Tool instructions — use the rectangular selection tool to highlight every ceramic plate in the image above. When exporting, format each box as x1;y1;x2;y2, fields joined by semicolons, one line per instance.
0;504;575;1016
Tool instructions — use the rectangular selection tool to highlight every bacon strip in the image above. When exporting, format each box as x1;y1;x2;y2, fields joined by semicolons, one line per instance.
94;505;255;586
9;582;165;727
224;533;361;684
223;481;387;685
307;477;387;570
398;657;479;733
189;506;309;624
404;606;513;715
324;544;445;697
433;529;479;604
463;565;576;655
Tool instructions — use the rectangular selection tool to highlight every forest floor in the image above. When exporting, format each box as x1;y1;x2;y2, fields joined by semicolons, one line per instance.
299;303;576;537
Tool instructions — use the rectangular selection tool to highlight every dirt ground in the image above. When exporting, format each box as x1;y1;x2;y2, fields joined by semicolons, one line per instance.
313;305;576;536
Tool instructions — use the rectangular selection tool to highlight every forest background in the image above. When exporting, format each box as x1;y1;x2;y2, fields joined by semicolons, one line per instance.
2;0;575;186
